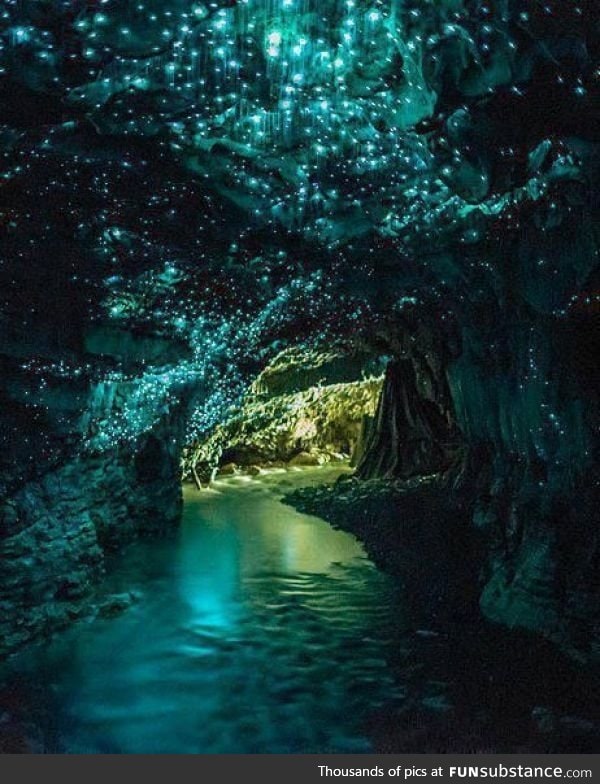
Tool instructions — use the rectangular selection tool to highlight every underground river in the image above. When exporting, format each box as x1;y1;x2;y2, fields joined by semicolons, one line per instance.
1;468;407;753
1;468;596;753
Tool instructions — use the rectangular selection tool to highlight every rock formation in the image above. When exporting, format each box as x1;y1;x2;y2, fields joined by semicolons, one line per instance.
0;0;597;660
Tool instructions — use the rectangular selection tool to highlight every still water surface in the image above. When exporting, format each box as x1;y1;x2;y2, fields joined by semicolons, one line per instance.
6;468;408;753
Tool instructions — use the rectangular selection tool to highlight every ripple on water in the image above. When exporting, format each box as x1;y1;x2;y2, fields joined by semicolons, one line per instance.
3;469;407;753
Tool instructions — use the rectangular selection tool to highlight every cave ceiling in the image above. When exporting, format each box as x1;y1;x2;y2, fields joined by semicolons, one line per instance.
0;0;598;456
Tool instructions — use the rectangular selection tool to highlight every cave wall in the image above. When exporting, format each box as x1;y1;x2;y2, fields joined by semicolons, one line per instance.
0;159;207;655
0;429;182;655
356;355;461;481
448;221;599;660
0;361;189;656
0;0;598;659
354;200;599;660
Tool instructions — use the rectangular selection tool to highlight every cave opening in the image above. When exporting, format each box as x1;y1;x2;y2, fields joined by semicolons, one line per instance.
178;305;466;490
180;346;388;487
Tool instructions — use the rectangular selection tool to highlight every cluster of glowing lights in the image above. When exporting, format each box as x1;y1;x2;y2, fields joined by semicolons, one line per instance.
0;0;594;473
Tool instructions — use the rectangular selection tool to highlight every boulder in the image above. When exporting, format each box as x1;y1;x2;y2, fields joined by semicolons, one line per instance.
288;451;322;467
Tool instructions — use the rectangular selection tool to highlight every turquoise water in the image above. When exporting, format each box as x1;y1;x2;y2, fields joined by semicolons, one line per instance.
4;468;407;753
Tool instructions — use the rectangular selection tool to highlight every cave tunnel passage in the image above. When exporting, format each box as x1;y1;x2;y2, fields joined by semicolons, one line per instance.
4;348;595;755
5;344;474;754
1;0;598;753
180;340;463;490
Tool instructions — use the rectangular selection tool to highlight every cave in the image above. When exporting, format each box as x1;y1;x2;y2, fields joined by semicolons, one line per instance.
0;0;598;755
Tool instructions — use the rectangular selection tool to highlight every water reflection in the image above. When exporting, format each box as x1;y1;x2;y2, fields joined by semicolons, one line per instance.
3;468;406;753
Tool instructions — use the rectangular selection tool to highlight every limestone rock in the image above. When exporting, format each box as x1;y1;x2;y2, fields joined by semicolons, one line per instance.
288;452;322;468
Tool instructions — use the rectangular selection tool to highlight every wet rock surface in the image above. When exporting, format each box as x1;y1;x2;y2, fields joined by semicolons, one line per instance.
0;401;184;657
